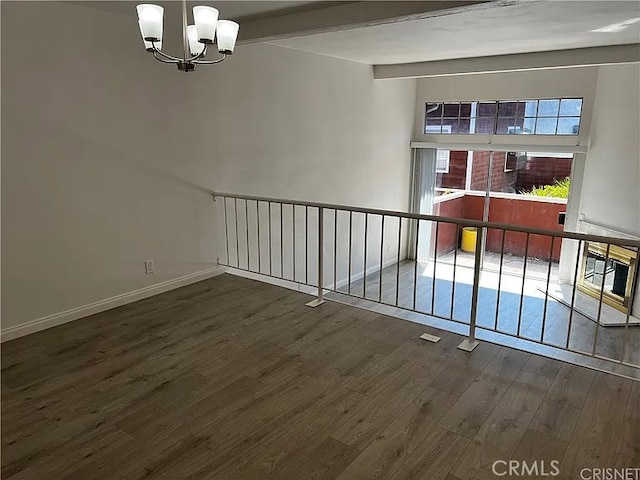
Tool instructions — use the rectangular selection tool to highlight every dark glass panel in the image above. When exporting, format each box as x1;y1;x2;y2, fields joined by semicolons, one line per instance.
426;103;443;118
443;103;460;117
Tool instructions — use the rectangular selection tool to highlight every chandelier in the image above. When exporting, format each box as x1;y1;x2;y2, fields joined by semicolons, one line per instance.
136;1;239;72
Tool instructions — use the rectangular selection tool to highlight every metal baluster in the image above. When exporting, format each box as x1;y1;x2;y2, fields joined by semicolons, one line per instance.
566;240;582;350
363;213;369;299
516;233;530;337
395;217;402;307
256;201;261;273
234;198;240;268
591;243;611;357
431;221;439;315
458;225;483;351
268;201;272;275
223;197;230;265
493;229;506;331
450;224;458;320
378;215;385;303
292;205;296;281
541;236;555;342
333;209;338;291
280;203;284;278
412;219;420;311
306;207;325;307
348;211;353;295
620;249;638;364
245;199;250;270
305;206;309;284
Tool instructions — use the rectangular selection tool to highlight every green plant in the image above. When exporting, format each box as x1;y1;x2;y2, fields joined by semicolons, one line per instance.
522;177;570;198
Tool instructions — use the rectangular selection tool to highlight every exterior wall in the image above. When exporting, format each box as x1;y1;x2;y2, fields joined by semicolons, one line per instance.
439;152;571;194
433;194;465;254
435;194;566;259
469;151;513;192
516;157;572;192
436;151;467;189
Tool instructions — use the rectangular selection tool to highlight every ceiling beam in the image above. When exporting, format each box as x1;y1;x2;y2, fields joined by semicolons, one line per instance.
374;44;640;79
237;0;501;44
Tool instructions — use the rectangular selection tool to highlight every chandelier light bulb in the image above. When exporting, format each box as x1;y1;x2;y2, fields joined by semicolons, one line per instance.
216;20;239;54
187;25;205;56
139;21;162;51
193;6;219;44
136;4;164;41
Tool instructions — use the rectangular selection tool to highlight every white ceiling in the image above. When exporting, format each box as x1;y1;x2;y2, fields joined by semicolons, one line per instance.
269;1;640;65
67;1;320;21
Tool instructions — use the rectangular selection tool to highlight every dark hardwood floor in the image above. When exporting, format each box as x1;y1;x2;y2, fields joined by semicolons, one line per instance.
2;274;638;480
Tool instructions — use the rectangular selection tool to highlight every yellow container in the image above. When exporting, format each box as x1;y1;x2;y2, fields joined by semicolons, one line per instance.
461;227;477;253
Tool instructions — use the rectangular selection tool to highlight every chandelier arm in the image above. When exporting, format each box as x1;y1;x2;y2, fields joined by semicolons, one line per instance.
152;50;179;64
193;53;227;65
185;50;207;62
151;42;183;62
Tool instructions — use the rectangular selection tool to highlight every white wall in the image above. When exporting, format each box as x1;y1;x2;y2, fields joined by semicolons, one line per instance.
579;64;640;237
1;2;220;335
1;2;416;336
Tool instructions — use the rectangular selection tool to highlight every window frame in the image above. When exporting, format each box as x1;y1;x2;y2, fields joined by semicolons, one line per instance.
424;98;583;136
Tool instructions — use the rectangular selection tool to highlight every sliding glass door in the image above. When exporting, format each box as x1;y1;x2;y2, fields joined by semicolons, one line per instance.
412;146;574;280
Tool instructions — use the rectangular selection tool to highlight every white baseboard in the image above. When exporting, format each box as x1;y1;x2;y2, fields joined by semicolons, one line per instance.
333;256;406;291
224;255;406;297
223;268;317;296
1;267;225;342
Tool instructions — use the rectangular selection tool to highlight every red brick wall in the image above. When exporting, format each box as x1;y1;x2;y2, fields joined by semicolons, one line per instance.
436;150;467;189
468;151;518;192
463;195;565;260
515;157;572;192
434;194;566;260
437;152;572;194
470;151;489;190
433;195;464;254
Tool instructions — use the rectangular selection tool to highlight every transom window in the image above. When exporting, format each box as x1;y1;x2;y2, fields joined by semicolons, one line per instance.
425;98;583;136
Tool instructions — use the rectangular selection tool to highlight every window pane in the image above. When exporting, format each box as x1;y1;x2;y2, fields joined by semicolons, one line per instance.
475;116;496;134
458;118;471;134
442;118;458;133
477;101;497;117
498;101;518;116
535;117;558;134
559;98;582;116
523;118;536;134
516;101;527;117
425;116;443;133
427;103;443;118
460;102;473;117
557;117;581;135
524;100;538;116
538;99;560;117
443;103;460;117
497;117;517;134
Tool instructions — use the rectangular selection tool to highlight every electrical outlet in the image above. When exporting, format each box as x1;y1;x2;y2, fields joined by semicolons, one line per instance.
145;260;154;274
